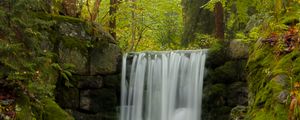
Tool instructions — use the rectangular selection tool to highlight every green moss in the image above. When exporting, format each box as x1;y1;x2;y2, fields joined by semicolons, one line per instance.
207;84;226;96
16;95;74;120
42;98;74;120
247;103;288;120
34;13;85;24
206;42;230;68
16;95;36;120
61;36;87;50
208;61;243;83
246;41;291;120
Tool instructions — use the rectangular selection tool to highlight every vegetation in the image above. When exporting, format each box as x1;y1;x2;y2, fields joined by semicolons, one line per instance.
1;0;300;119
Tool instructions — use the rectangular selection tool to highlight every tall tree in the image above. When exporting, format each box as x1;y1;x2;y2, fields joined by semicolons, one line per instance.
214;1;224;40
62;0;78;17
181;0;214;46
129;0;136;51
87;0;102;21
109;0;118;39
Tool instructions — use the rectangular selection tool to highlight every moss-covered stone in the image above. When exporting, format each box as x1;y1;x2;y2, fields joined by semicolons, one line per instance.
206;60;246;84
42;99;74;120
90;43;121;75
202;42;248;120
16;95;74;120
206;42;230;69
229;39;249;59
16;95;36;120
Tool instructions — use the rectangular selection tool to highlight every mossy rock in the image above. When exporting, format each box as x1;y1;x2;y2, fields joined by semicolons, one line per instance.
206;42;230;69
207;60;246;84
42;99;74;120
16;95;36;120
90;43;121;75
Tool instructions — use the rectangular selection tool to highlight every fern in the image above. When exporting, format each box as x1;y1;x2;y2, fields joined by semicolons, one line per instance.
51;63;75;88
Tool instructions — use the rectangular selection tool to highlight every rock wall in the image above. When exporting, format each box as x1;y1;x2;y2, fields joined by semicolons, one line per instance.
202;40;249;120
39;15;122;120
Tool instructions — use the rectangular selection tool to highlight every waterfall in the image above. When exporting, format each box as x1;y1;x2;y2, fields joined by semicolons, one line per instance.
120;50;207;120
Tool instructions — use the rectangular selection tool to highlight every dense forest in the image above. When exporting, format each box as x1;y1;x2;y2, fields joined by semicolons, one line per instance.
1;0;300;120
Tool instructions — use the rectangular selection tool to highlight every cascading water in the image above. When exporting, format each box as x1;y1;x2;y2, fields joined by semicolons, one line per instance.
120;50;207;120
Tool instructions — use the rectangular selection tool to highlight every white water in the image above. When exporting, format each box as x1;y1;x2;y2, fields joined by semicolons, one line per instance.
120;50;207;120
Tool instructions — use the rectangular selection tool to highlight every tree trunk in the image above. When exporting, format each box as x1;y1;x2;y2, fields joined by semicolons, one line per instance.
214;1;224;40
129;0;136;51
181;0;214;46
91;0;102;21
62;0;77;17
86;0;102;21
109;0;118;39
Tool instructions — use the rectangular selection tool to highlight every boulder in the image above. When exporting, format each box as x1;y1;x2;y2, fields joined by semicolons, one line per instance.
90;43;121;75
56;18;118;76
229;40;249;59
58;43;89;75
58;22;90;40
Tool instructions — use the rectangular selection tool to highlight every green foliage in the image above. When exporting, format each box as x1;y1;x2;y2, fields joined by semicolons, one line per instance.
16;94;36;120
245;38;300;119
0;0;78;119
16;95;74;120
187;33;218;49
51;63;75;87
42;98;74;120
203;0;300;43
202;0;226;11
84;0;184;52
